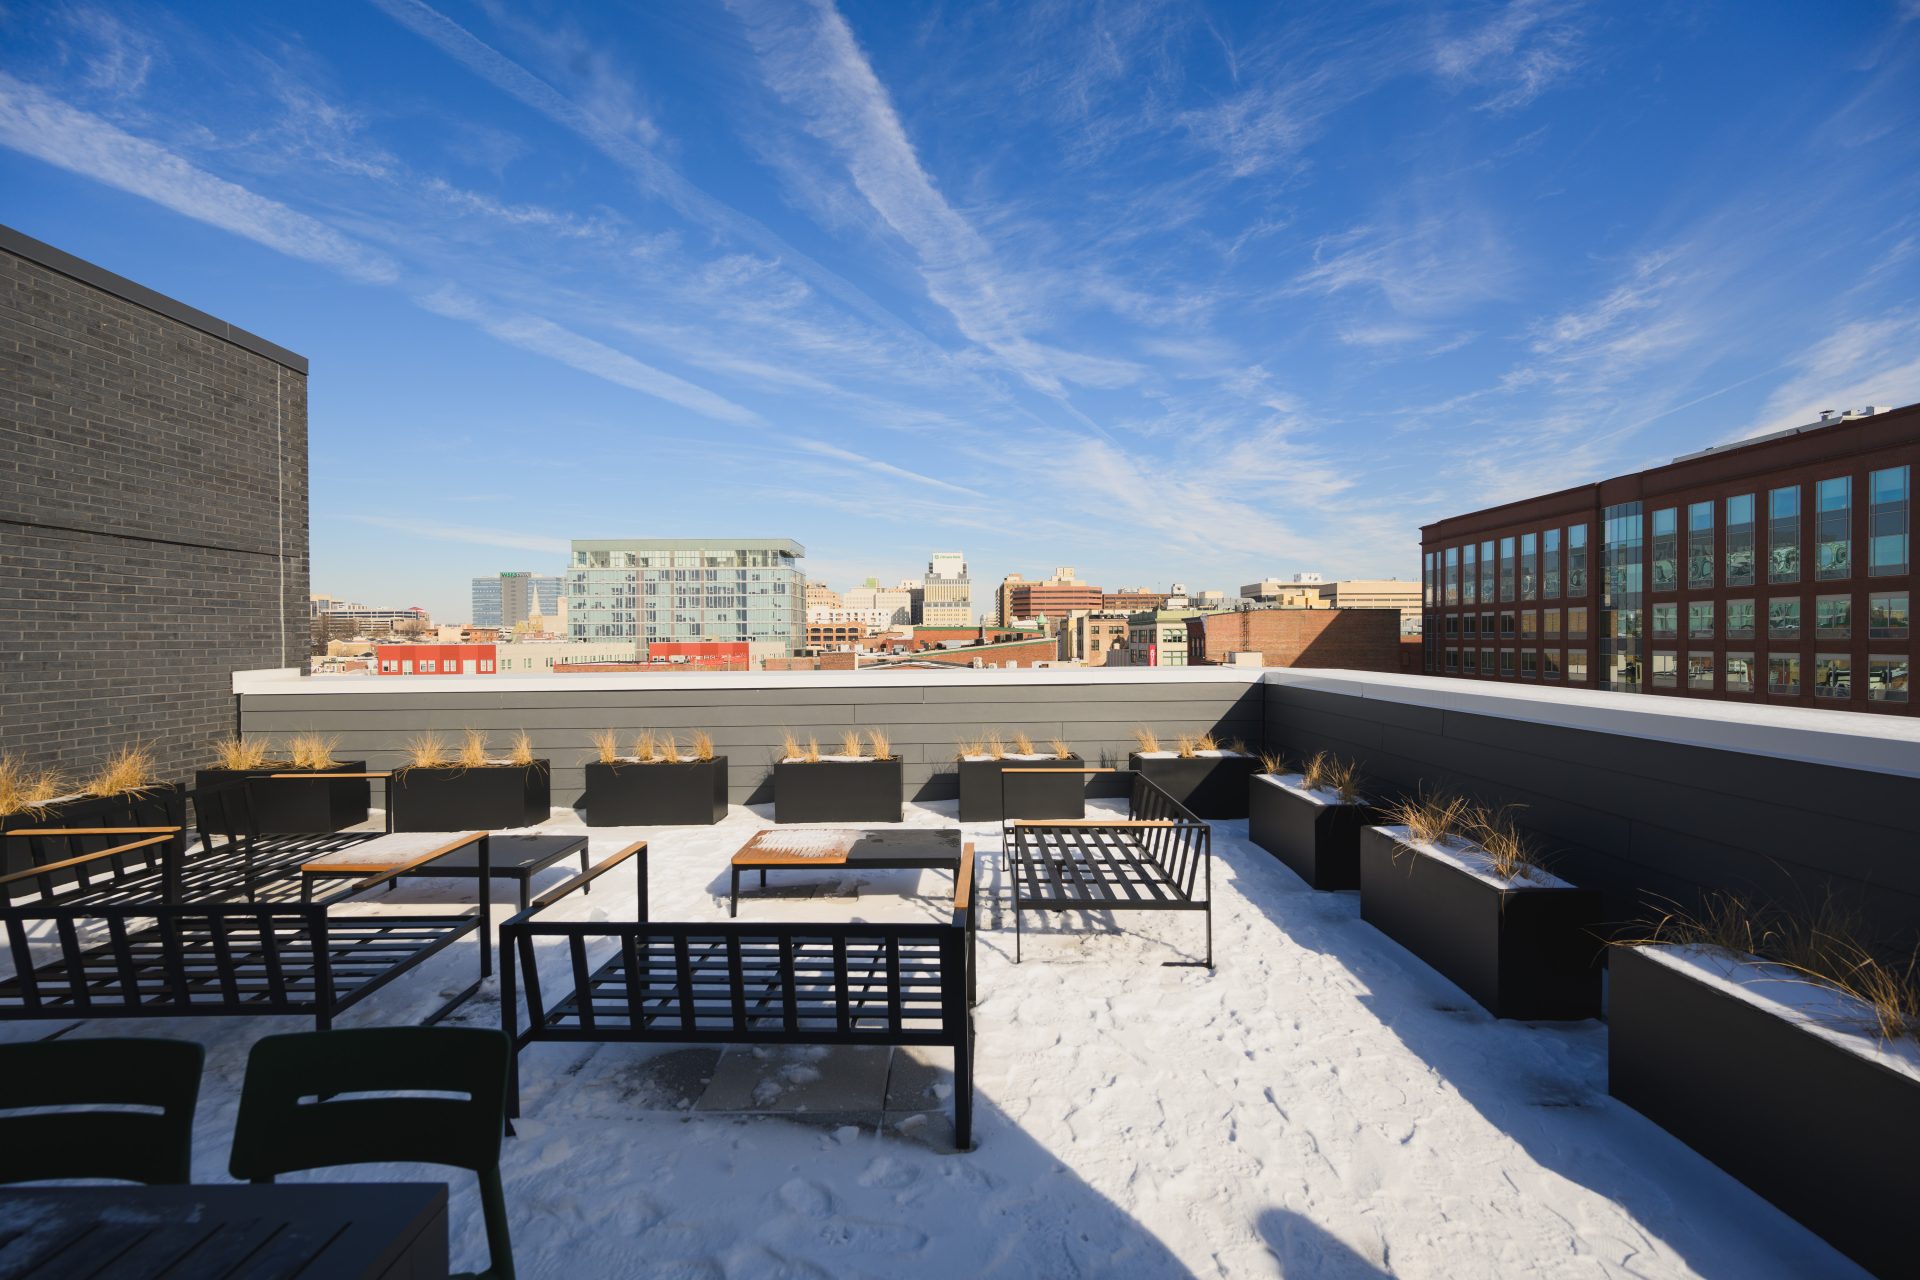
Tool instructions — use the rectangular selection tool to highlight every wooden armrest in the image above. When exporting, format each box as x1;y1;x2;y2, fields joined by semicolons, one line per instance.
1007;818;1176;827
0;835;175;888
6;826;182;837
266;772;392;779
338;833;487;891
1000;768;1115;774
953;844;974;913
530;841;646;912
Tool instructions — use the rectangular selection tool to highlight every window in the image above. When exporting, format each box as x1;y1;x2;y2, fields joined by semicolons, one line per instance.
1869;466;1910;576
1768;598;1800;640
1424;551;1435;605
1462;648;1477;674
1768;653;1801;694
1544;609;1561;639
1481;647;1495;675
1521;532;1538;600
1544;649;1563;679
1462;544;1477;605
1521;650;1539;678
1500;536;1516;601
1726;653;1754;693
1688;602;1715;640
1653;651;1678;688
1869;592;1910;640
1727;599;1755;640
480;660;494;673
1443;547;1459;605
1567;607;1588;639
1650;603;1677;638
1521;611;1538;640
1446;649;1460;673
1815;595;1852;640
1481;611;1495;638
1446;614;1461;638
1869;655;1909;703
1480;540;1496;602
400;660;414;674
1599;503;1644;692
1688;655;1714;691
1687;501;1715;589
421;660;436;673
1727;494;1755;586
1814;653;1851;699
1768;485;1800;583
1499;649;1515;676
1815;477;1851;580
1544;528;1562;598
1567;649;1587;681
1651;508;1679;592
1567;524;1588;594
1500;611;1516;638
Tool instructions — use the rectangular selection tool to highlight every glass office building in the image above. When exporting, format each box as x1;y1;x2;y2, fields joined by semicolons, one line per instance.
471;572;562;628
566;538;805;655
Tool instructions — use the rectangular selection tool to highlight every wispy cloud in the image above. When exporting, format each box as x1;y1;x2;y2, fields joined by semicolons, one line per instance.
1736;312;1920;440
793;439;985;498
1431;0;1585;112
350;514;570;555
0;71;399;284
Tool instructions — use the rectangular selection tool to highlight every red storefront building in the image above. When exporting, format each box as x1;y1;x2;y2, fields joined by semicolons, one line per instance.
1421;403;1915;716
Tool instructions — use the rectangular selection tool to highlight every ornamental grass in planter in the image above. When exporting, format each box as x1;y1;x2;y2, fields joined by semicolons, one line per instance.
194;733;370;834
1609;895;1919;1278
1358;796;1601;1020
773;728;901;824
1126;728;1256;818
1250;751;1377;890
956;731;1085;822
583;728;727;827
1;744;185;875
388;729;551;831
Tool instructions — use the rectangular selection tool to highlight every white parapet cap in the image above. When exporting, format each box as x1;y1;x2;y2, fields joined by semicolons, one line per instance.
232;665;1920;779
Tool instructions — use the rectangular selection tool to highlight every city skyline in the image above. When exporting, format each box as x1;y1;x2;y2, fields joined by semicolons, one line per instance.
3;3;1916;624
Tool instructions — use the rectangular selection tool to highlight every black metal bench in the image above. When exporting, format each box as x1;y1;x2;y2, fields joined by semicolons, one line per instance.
0;843;493;1032
1006;770;1212;967
501;841;979;1149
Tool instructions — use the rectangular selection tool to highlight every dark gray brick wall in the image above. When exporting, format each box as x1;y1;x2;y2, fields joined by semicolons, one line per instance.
0;241;308;785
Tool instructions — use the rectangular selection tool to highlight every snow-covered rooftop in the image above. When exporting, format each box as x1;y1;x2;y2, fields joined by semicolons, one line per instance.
5;801;1868;1277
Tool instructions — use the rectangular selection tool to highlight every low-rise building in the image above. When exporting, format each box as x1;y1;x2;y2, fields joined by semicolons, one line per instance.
1102;587;1170;613
1315;579;1423;635
1125;607;1205;666
1057;609;1132;665
1186;607;1402;670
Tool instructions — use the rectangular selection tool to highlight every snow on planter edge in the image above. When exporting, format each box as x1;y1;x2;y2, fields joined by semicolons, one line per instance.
1370;823;1575;891
1256;772;1369;808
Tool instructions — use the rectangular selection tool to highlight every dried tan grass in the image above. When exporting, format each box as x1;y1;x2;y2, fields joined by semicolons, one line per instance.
1131;726;1160;753
1258;751;1288;775
1322;756;1362;805
690;730;715;762
1383;789;1472;847
1195;732;1218;751
456;728;491;768
1048;737;1073;760
634;730;660;763
592;728;622;764
985;731;1006;761
1467;804;1538;880
955;736;984;760
1301;750;1330;790
211;736;275;770
85;743;162;797
0;756;72;818
286;732;339;771
1175;733;1198;759
403;732;449;769
779;729;802;761
1225;737;1247;755
1012;731;1035;755
508;730;536;766
803;736;822;763
840;730;866;759
867;728;893;760
660;735;683;763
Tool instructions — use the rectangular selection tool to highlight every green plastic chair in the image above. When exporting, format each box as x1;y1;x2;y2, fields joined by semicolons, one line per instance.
228;1027;515;1280
0;1037;204;1185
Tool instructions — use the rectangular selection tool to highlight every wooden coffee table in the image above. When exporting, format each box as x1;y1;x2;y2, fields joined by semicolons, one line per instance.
729;827;967;917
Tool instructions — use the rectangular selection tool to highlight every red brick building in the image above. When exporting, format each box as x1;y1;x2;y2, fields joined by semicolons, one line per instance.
1420;403;1915;715
1006;582;1104;624
374;642;496;675
1185;609;1402;670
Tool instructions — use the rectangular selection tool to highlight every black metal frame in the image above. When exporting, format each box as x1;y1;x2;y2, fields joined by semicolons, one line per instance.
501;842;978;1149
1005;770;1212;968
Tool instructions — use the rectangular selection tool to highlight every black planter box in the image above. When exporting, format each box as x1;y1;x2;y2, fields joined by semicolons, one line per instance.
1127;752;1256;818
957;755;1086;822
2;783;188;880
584;757;728;826
388;762;551;831
1357;826;1602;1020
1610;945;1918;1278
774;758;902;823
193;763;370;834
1248;774;1374;890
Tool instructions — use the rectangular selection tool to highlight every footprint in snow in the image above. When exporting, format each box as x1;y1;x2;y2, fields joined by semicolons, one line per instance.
778;1178;834;1218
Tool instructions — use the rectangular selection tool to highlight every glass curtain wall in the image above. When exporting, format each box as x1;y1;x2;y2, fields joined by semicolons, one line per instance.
1600;502;1644;691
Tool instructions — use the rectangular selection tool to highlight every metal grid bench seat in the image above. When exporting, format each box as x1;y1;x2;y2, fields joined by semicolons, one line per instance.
501;841;979;1149
1006;770;1212;968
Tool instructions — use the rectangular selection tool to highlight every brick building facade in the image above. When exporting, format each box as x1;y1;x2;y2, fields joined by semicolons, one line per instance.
1420;404;1915;715
1;225;309;781
1186;608;1403;670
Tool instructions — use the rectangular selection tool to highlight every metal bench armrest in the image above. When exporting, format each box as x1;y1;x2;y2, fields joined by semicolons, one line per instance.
0;835;176;889
5;826;182;837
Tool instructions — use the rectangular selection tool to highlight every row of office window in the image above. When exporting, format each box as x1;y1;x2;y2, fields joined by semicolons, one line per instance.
1422;465;1912;605
1429;591;1910;643
1430;645;1908;702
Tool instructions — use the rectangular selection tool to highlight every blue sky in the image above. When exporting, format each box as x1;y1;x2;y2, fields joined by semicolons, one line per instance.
4;1;1918;623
